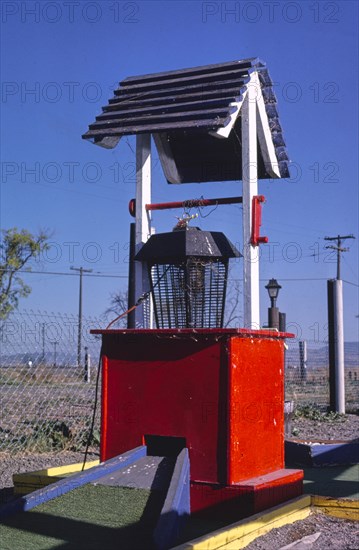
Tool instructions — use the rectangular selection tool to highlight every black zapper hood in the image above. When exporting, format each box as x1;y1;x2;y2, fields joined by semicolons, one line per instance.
135;227;241;264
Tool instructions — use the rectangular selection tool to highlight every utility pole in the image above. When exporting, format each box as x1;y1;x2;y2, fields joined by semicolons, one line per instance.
70;266;93;367
324;234;355;280
324;234;355;413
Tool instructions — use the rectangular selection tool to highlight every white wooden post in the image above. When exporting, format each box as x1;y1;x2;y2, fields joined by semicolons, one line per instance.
135;134;152;327
242;86;260;329
333;279;345;413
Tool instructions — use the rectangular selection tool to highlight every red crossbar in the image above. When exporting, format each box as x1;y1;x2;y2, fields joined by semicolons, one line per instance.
146;196;243;212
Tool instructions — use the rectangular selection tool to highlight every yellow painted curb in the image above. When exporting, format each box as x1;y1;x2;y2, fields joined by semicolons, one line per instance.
13;460;99;495
171;495;311;550
312;495;359;521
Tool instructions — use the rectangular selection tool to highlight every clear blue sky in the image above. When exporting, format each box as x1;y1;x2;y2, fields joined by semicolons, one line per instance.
1;0;358;341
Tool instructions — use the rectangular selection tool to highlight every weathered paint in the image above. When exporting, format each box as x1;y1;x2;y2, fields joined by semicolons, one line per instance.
312;496;359;521
228;337;285;482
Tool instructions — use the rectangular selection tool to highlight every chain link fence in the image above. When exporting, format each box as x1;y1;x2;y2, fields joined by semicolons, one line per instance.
0;311;358;455
285;339;359;411
0;310;103;454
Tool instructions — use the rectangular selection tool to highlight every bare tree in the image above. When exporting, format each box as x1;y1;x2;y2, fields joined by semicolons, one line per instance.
106;275;242;329
224;277;242;327
105;289;128;328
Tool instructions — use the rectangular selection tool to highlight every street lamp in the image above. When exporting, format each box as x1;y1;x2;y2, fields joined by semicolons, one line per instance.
265;278;281;308
265;278;282;329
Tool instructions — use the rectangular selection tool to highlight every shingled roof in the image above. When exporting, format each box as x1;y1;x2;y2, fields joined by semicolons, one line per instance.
82;58;290;183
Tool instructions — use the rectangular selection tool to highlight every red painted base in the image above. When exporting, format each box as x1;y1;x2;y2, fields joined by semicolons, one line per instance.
190;469;304;520
94;329;303;520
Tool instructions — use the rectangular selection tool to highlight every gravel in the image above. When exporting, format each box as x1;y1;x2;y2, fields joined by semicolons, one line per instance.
246;510;359;549
0;415;358;549
249;413;359;549
290;413;359;442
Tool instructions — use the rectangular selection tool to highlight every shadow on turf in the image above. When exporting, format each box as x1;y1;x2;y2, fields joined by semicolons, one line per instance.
0;508;164;549
301;466;359;499
0;458;185;550
0;487;16;508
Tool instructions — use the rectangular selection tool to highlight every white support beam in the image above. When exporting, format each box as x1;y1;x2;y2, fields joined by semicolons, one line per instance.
135;134;152;328
252;72;281;179
209;91;247;139
212;71;281;179
242;91;260;329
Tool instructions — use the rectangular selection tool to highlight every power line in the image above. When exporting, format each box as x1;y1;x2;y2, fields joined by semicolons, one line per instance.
1;271;357;286
0;268;127;278
230;277;351;282
342;279;359;288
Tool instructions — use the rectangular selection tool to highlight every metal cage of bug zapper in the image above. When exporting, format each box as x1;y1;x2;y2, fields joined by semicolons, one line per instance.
135;226;241;329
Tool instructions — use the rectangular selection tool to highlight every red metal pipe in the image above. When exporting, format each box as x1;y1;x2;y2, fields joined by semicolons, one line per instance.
145;196;243;212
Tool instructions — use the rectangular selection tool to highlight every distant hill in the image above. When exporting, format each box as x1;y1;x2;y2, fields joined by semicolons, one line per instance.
285;341;358;369
1;342;358;369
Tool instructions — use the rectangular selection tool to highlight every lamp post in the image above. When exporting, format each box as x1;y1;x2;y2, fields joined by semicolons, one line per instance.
265;278;282;330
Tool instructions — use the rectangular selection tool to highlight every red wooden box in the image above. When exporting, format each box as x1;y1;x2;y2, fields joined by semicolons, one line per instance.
92;328;303;516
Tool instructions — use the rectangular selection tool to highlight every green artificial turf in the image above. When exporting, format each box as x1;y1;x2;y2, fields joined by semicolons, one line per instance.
0;484;165;550
303;464;359;499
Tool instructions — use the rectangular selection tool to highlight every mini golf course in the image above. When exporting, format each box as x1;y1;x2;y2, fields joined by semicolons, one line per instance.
0;447;190;550
0;484;159;550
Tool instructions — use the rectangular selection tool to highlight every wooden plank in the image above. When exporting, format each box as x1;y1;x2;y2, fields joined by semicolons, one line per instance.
1;447;147;519
120;58;258;86
82;117;230;139
97;97;240;120
265;103;279;119
13;460;99;481
258;68;273;87
268;117;282;132
252;71;281;179
13;460;100;495
242;89;260;329
224;510;310;550
105;87;246;113
286;439;359;466
312;496;359;521
211;94;246;139
262;86;277;104
111;77;249;103
114;67;255;94
153;449;190;550
90;107;235;129
153;133;181;184
171;495;311;550
135;134;152;328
